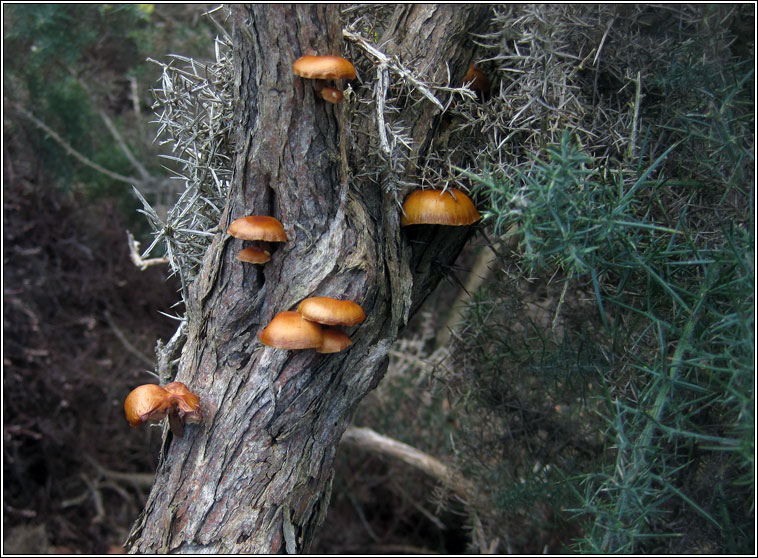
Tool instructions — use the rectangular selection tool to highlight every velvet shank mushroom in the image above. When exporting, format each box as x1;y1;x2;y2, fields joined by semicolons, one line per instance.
293;55;356;104
317;327;353;354
237;246;271;264
124;382;202;438
162;381;203;437
163;382;203;424
293;55;356;80
258;311;324;350
227;216;286;265
227;216;287;243
461;64;491;102
400;188;481;227
296;296;366;327
124;384;171;429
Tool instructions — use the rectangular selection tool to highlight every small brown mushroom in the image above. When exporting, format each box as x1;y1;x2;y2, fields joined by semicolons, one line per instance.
228;216;286;266
237;246;271;264
400;188;481;227
124;384;170;428
317;328;353;353
124;382;202;438
320;87;344;104
258;311;324;350
227;216;287;243
293;55;356;80
297;296;366;327
163;382;203;424
163;381;203;437
461;64;490;102
293;55;355;104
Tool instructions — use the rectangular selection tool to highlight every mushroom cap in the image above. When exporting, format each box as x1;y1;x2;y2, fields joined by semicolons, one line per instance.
320;87;344;104
258;311;324;350
163;382;203;423
317;328;353;353
297;296;366;326
400;188;481;227
237;246;271;264
124;384;170;428
461;64;490;99
227;216;287;242
293;55;356;80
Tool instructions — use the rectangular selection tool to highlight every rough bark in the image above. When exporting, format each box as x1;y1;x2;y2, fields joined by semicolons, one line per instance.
127;4;490;553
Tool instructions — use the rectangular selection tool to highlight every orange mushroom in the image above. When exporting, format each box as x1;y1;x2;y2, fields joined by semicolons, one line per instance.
227;216;287;243
296;296;366;327
461;64;490;101
320;87;344;104
237;246;271;264
317;328;353;353
124;382;202;438
293;55;356;80
258;311;324;350
293;55;355;104
163;382;203;424
124;384;171;428
400;188;480;227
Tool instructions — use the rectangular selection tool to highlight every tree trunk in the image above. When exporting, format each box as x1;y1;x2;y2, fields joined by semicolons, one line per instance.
127;4;491;553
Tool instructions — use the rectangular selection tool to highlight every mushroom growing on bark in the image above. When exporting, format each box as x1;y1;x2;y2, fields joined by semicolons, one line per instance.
293;55;356;104
124;382;202;438
227;216;287;242
296;296;366;326
124;384;171;428
461;63;491;102
400;188;481;227
227;216;286;265
258;311;324;350
317;328;353;353
237;246;271;264
319;87;344;104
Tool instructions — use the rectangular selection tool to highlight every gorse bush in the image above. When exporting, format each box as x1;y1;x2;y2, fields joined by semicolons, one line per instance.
455;66;753;552
469;132;683;283
340;4;752;554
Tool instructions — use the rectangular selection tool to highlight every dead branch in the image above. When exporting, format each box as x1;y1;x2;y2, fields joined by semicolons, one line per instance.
126;230;170;270
341;426;476;504
9;102;141;186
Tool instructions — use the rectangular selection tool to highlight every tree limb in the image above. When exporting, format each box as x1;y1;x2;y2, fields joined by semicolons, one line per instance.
126;230;170;270
342;426;476;504
9;102;141;186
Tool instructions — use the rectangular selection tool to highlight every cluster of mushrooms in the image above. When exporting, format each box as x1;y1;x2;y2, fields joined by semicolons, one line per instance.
124;382;202;438
124;54;484;436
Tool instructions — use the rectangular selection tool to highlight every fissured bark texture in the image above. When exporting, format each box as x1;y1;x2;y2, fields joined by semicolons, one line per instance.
127;4;490;553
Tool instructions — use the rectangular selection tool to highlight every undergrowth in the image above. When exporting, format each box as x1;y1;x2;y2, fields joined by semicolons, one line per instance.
453;49;753;552
340;4;753;554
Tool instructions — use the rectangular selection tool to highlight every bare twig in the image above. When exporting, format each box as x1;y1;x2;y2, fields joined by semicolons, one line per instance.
72;74;152;181
10;102;140;186
341;426;476;503
104;310;155;368
127;230;170;270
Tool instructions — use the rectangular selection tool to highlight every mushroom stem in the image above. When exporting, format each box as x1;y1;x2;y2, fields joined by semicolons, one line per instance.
167;406;185;438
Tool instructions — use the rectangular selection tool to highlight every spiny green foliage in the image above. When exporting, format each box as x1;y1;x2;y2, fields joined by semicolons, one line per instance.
435;4;754;551
460;74;753;552
341;4;752;553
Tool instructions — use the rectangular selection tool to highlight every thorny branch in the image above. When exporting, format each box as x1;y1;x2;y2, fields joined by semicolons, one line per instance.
127;231;170;270
343;29;477;111
343;28;478;201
